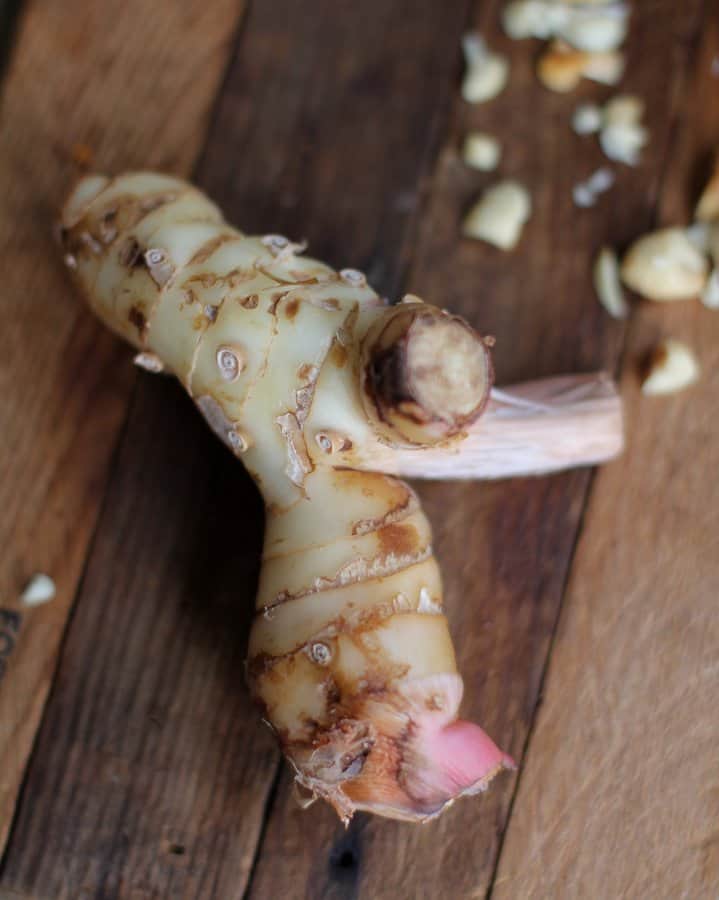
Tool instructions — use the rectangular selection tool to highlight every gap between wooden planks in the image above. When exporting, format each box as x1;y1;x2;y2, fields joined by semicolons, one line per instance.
492;10;719;899
0;0;247;865
244;3;707;899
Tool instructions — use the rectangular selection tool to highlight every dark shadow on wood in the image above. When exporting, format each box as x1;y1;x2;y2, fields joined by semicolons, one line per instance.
0;0;23;82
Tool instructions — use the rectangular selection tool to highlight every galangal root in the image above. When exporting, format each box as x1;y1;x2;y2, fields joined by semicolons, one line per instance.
59;172;621;823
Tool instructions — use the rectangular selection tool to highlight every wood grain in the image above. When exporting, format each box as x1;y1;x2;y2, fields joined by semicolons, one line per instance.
1;1;711;897
1;0;488;895
493;11;719;899
0;0;246;865
246;2;706;898
3;378;275;898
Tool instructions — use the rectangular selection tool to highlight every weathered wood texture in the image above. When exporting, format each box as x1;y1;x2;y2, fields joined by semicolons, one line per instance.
1;0;493;896
0;0;246;863
0;2;712;899
245;2;706;899
493;11;719;900
3;379;274;899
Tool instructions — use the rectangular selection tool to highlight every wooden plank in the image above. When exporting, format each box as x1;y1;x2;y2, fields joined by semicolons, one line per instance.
1;0;492;895
0;0;247;865
245;2;706;898
492;12;719;900
2;378;275;899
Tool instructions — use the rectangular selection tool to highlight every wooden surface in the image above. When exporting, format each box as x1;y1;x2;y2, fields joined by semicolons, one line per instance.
0;0;247;865
0;1;715;898
494;10;719;898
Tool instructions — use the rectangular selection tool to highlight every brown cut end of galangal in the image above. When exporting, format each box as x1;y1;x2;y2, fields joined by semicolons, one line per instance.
364;304;494;446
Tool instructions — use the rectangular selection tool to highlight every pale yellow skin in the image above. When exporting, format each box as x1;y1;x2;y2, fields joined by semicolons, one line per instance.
61;173;509;822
